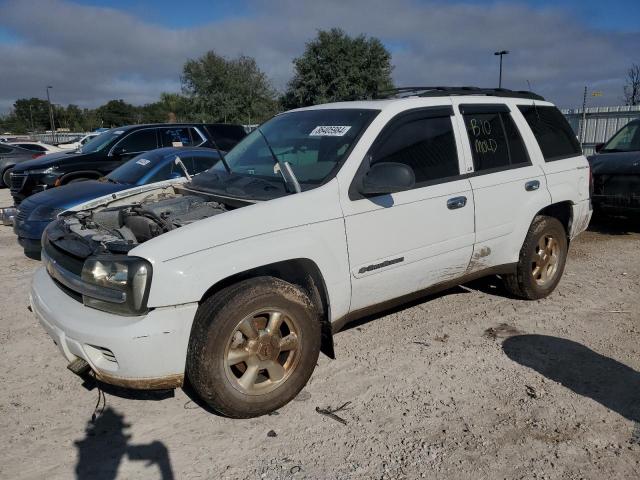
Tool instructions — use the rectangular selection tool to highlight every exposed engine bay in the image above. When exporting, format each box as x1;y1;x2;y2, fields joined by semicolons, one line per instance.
53;185;242;255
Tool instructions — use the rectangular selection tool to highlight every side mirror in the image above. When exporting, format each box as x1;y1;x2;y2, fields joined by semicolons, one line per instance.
595;143;605;153
110;146;125;157
359;162;415;196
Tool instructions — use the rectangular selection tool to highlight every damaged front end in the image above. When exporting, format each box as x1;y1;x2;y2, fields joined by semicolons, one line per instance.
589;152;640;214
42;184;233;316
592;174;640;213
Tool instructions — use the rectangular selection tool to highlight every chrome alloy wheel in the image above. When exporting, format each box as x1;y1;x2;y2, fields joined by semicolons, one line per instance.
532;234;560;286
224;309;301;395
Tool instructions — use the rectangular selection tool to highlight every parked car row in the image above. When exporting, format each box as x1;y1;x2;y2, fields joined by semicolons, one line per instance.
1;122;247;256
8;122;246;203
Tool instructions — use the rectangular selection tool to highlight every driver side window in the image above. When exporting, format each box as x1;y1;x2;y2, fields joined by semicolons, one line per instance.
371;115;460;188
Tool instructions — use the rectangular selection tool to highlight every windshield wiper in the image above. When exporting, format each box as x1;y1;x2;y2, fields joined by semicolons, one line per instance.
256;128;301;194
206;132;232;174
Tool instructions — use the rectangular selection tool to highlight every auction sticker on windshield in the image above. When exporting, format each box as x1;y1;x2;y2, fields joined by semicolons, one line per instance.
309;126;351;136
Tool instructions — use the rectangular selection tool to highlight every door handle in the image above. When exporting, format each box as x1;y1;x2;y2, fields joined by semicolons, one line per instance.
525;180;540;191
447;196;467;210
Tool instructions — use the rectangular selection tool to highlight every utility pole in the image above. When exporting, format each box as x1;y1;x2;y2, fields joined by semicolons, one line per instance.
579;86;587;144
494;50;509;88
46;86;57;143
29;104;34;132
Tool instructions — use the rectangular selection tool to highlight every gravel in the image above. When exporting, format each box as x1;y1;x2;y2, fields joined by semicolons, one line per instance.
0;188;638;479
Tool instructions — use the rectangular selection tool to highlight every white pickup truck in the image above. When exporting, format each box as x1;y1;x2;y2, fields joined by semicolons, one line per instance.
30;87;592;418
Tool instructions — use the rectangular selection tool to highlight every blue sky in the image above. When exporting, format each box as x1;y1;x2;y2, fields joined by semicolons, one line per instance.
75;0;640;31
0;0;638;112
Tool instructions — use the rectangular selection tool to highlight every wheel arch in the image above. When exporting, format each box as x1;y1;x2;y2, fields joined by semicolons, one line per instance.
60;170;103;184
536;201;573;238
198;258;335;359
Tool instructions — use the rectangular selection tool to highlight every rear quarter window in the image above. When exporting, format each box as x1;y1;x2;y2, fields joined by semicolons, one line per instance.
518;105;582;161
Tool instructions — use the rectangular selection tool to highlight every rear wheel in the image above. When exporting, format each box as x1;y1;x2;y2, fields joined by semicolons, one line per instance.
187;277;321;418
1;168;13;188
503;215;568;300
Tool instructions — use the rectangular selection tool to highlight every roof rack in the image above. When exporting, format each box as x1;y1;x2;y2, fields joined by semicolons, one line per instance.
376;86;545;101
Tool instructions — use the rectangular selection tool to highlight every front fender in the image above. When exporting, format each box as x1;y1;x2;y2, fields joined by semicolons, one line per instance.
144;219;352;323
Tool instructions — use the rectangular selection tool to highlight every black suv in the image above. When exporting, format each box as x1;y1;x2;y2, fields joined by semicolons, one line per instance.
9;123;246;204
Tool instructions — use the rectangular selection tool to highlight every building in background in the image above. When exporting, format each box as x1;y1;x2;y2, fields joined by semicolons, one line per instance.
562;106;640;155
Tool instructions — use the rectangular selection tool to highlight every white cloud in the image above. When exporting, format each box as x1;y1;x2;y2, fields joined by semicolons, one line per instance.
0;0;637;112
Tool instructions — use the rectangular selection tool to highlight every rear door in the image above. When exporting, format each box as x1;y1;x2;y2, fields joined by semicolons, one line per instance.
517;105;591;237
453;102;551;271
341;107;475;312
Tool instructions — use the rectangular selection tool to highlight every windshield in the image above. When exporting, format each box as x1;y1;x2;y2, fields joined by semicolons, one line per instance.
206;109;378;185
80;129;124;153
106;153;164;184
602;122;640;153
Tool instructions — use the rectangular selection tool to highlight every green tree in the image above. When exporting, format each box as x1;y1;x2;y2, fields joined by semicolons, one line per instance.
282;28;394;109
96;99;138;127
13;98;51;131
182;51;277;124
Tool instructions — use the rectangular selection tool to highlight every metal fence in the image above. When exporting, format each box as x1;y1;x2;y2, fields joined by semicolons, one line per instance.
562;105;640;155
30;131;91;145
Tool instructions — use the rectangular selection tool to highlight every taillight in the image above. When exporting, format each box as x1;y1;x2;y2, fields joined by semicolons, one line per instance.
588;164;594;197
31;153;44;159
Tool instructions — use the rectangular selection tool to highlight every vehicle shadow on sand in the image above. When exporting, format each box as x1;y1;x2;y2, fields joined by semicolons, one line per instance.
503;334;640;423
74;407;175;479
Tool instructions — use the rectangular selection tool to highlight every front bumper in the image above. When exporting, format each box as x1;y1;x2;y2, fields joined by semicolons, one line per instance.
30;267;198;389
10;173;54;204
14;218;48;254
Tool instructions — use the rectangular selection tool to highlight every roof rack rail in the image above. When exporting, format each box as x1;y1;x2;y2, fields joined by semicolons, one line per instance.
376;86;545;101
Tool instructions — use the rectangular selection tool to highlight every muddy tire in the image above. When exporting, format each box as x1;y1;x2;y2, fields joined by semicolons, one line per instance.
503;215;568;300
186;276;321;418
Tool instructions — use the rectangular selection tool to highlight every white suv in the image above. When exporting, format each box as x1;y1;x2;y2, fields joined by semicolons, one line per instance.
30;87;592;418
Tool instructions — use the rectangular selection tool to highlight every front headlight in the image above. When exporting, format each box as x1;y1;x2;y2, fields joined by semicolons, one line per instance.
81;256;153;316
28;205;63;222
27;166;57;175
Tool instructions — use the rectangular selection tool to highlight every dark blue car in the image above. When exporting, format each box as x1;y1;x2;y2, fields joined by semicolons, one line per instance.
14;147;221;258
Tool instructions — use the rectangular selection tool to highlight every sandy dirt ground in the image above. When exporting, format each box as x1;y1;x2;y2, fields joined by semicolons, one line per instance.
0;187;639;480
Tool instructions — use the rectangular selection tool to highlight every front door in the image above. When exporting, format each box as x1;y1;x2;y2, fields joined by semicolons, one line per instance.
340;108;476;313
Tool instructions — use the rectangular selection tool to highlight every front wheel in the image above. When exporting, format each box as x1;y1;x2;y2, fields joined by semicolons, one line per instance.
186;277;321;418
503;215;568;300
1;168;13;188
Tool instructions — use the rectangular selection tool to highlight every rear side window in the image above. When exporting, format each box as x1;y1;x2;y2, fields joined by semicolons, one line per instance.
160;127;200;148
518;105;581;161
117;129;158;153
462;110;529;172
371;115;460;186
